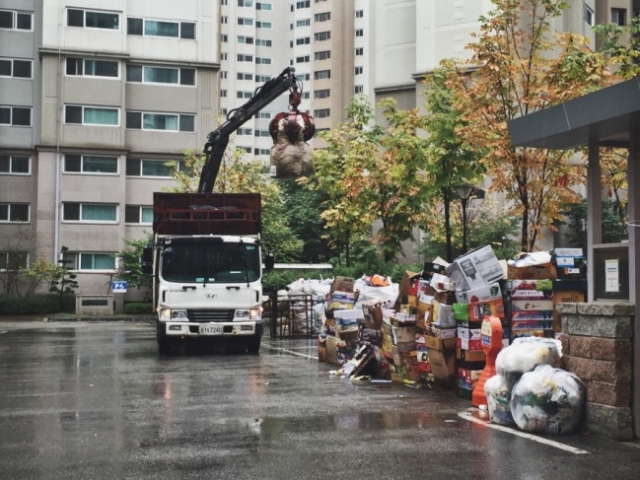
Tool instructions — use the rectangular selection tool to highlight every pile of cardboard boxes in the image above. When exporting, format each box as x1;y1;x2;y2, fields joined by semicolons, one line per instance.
317;245;587;401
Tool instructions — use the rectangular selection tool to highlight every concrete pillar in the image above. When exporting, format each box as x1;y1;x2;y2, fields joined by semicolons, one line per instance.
628;132;640;437
586;141;601;303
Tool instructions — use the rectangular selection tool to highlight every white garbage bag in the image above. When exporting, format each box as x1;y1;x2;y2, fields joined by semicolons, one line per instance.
510;365;586;435
496;337;562;387
484;374;516;426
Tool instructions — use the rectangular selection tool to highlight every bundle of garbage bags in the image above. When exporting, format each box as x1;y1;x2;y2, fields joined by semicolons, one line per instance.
484;337;586;435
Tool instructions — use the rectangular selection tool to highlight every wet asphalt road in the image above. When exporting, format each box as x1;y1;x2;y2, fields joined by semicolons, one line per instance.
0;321;639;480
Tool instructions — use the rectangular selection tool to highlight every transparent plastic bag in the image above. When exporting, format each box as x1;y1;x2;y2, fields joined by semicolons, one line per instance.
484;374;516;426
510;365;585;435
496;337;562;387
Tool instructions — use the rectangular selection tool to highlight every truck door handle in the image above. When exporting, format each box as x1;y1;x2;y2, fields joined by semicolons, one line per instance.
182;286;196;291
226;286;240;290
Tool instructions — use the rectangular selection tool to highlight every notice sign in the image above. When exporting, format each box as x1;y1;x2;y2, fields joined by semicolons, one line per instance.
112;280;128;293
605;259;619;293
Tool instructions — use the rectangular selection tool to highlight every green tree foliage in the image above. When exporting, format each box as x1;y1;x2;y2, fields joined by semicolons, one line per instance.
20;257;64;296
114;236;153;290
562;197;627;250
49;258;78;312
595;14;640;80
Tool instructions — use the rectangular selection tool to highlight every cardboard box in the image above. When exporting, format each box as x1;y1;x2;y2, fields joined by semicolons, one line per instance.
507;263;557;280
416;302;433;329
392;325;417;344
552;289;586;333
512;311;553;321
456;283;503;304
421;261;448;281
418;281;436;304
425;335;457;351
331;276;354;293
456;338;482;351
453;303;469;321
457;327;481;340
362;300;383;330
435;290;456;305
457;386;473;400
317;344;327;362
396;341;416;354
427;349;456;383
433;301;455;327
446;245;505;291
554;248;583;257
458;368;483;382
512;299;554;311
337;326;359;344
416;350;430;363
326;335;338;365
400;271;421;298
458;377;479;391
456;348;486;363
467;298;505;321
417;361;432;373
426;323;457;339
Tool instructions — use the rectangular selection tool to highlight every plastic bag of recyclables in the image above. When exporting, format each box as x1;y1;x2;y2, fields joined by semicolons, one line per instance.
496;337;563;388
510;364;586;435
484;374;516;426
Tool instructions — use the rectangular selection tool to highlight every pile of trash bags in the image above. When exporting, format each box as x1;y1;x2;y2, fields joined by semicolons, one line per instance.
484;337;586;435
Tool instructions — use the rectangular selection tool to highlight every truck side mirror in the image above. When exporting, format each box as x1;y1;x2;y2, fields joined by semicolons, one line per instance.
141;246;153;275
264;252;275;272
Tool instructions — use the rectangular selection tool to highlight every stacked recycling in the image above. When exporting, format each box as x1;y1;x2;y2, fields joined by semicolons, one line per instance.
507;279;554;339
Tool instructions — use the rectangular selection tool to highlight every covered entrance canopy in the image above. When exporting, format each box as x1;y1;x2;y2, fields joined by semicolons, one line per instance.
508;77;640;437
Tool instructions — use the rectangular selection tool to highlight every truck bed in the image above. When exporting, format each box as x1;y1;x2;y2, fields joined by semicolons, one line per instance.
153;192;261;235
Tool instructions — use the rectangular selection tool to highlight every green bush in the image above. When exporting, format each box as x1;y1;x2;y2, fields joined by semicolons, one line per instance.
0;294;75;315
123;302;154;314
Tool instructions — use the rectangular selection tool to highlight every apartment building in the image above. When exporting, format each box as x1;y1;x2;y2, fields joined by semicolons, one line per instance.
1;0;219;298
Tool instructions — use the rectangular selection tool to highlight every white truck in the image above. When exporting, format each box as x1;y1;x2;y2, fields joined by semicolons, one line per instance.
143;192;270;354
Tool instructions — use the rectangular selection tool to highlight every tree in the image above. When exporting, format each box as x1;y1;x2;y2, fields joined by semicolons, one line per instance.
168;148;304;263
595;13;640;80
0;228;31;296
562;197;627;250
421;65;486;261
49;258;78;312
20;257;63;297
114;236;153;290
446;0;612;251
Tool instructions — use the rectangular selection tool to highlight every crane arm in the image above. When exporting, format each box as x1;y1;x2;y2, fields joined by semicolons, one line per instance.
198;66;300;194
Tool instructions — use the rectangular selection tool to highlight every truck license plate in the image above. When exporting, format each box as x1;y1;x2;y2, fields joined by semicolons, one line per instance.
199;324;224;335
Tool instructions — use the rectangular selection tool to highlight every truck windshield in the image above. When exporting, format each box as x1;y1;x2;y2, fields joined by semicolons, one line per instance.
161;241;260;283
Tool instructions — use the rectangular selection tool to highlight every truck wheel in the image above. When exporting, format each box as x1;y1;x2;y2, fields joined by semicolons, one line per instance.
156;323;172;355
246;335;261;354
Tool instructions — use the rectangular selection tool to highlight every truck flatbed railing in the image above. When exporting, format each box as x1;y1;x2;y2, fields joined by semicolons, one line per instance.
153;192;261;236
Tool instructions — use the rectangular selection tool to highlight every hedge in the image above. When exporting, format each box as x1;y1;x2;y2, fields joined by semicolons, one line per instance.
124;302;154;314
0;294;76;316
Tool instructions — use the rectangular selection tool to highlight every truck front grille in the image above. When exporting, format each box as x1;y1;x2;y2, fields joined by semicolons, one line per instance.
187;309;235;323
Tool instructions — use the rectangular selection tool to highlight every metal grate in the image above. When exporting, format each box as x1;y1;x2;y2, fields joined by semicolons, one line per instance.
187;309;235;322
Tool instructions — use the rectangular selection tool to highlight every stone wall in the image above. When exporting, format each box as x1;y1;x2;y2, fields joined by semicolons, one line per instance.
556;302;634;441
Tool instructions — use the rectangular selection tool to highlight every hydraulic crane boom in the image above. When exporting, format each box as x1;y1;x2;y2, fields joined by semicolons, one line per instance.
198;66;300;194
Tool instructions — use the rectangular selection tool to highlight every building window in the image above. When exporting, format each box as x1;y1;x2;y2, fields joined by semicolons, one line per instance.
237;54;254;62
256;39;272;47
355;29;364;37
355;85;363;94
296;37;310;45
256;57;271;64
238;35;254;44
314;50;330;61
296;1;310;9
221;16;228;23
0;203;29;223
315;12;331;22
125;205;153;224
256;75;272;82
584;5;594;26
238;128;253;135
126;158;184;177
315;0;328;2
221;53;228;60
220;89;227;97
238;17;254;25
256;3;272;10
315;31;330;41
254;129;270;137
314;70;330;80
356;10;364;18
0;58;32;79
0;252;29;271
296;55;310;63
126;111;195;132
79;253;116;271
0;10;33;31
296;19;310;27
254;148;270;155
63;154;118;174
296;73;310;81
62;203;117;223
257;21;271;28
221;34;228;42
314;109;330;118
237;72;254;80
355;47;363;56
64;105;118;126
612;8;627;26
258;112;271;119
67;9;119;29
0;106;32;126
238;0;254;6
355;66;363;75
314;89;330;99
127;18;195;39
0;155;30;175
126;65;195;86
237;91;253;99
66;58;118;78
303;92;310;99
221;0;228;5
221;71;228;79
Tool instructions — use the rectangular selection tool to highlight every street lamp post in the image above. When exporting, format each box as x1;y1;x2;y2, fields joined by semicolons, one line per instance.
455;185;473;255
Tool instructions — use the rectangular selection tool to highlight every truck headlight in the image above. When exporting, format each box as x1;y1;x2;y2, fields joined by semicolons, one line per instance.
158;308;189;321
234;308;261;321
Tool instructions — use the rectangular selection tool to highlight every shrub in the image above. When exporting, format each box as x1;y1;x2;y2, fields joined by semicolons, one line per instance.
0;294;75;315
123;302;154;315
